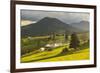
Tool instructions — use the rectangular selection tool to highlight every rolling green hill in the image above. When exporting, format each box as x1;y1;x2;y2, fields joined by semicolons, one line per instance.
21;32;89;63
21;43;89;63
37;48;89;62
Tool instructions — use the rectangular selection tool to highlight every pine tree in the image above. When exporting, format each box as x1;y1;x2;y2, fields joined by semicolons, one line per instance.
65;34;68;41
69;33;80;49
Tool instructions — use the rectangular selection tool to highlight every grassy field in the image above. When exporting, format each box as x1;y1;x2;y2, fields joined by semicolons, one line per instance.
37;48;89;62
21;46;66;63
21;32;90;63
21;44;89;63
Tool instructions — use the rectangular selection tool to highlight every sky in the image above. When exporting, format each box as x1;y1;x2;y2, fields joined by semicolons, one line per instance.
21;10;90;26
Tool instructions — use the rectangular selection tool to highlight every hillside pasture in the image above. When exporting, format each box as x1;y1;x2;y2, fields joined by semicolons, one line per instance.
21;32;90;63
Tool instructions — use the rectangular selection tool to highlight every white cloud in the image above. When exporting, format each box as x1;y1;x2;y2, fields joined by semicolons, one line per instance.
21;20;36;26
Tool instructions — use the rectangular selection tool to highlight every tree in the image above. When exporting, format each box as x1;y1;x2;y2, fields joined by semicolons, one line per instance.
65;34;68;41
69;33;80;49
48;32;56;41
52;32;56;41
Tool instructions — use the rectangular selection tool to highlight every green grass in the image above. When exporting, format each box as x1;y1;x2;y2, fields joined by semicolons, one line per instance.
21;46;66;63
21;45;89;63
38;48;89;62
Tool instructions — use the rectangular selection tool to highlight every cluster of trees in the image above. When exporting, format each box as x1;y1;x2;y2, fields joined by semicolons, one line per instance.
21;38;48;55
48;32;80;50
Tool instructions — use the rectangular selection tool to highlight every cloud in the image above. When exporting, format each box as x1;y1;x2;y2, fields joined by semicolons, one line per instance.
21;10;89;24
21;20;36;26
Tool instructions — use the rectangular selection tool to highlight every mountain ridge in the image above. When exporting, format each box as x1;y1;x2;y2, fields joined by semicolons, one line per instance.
71;21;89;31
21;17;86;37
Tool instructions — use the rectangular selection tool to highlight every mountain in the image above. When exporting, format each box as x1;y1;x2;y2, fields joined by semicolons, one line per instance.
71;21;89;31
21;17;81;37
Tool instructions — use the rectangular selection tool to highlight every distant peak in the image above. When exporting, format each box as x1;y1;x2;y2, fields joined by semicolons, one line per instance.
79;21;89;23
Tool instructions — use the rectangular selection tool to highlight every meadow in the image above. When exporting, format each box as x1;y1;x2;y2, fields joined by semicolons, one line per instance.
21;32;89;63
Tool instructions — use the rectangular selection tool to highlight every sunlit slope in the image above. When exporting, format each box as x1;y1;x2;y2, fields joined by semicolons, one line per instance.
21;46;66;63
21;46;89;63
38;48;89;62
